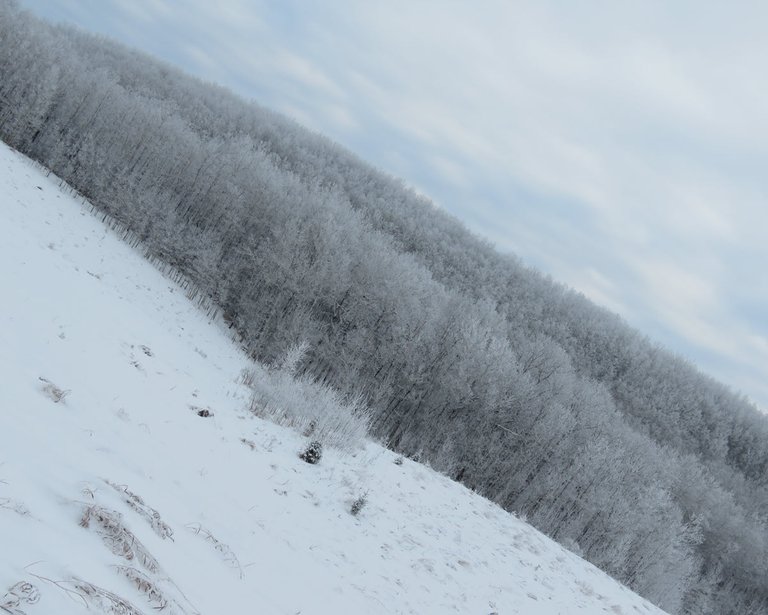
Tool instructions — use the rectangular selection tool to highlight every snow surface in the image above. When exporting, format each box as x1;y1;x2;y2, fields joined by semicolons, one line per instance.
0;141;668;615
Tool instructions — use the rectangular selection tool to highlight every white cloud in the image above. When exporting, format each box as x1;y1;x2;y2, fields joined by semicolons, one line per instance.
272;50;345;100
112;0;172;22
181;44;220;74
427;154;471;189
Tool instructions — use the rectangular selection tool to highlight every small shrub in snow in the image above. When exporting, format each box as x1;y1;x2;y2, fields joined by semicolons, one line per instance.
190;405;213;417
244;342;371;453
299;439;323;464
299;440;323;465
393;456;404;466
350;493;368;516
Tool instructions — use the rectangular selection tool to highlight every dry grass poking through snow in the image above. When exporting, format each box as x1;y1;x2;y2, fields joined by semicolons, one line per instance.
0;581;40;615
114;566;172;611
80;505;160;573
37;377;69;403
0;498;29;517
105;480;173;540
72;580;145;615
76;489;199;615
185;523;243;579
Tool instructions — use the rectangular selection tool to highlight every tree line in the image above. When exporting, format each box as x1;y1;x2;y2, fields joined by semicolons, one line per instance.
2;2;767;612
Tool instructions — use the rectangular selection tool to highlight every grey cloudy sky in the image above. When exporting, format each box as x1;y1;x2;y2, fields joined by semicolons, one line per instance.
23;0;768;411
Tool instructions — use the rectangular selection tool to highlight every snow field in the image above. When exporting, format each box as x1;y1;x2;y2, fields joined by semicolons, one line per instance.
0;142;666;614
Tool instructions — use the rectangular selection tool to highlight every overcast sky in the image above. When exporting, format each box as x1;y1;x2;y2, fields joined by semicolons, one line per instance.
23;0;768;411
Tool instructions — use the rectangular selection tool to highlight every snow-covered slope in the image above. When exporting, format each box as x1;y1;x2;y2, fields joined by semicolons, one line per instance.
0;142;667;615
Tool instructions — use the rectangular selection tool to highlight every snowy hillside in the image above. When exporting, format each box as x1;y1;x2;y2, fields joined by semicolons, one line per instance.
0;141;667;615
